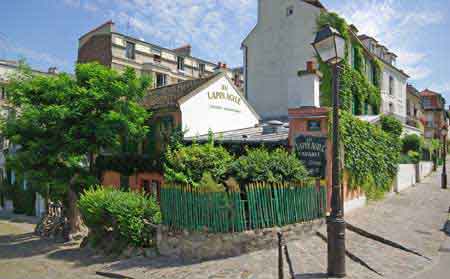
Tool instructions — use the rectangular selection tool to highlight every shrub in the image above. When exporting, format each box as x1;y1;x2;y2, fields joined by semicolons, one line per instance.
231;147;311;184
164;139;234;187
78;186;161;248
380;115;403;138
402;134;423;153
399;151;421;164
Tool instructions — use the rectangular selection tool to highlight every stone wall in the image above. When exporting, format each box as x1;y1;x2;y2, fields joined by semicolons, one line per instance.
394;164;417;193
157;219;325;261
419;161;434;181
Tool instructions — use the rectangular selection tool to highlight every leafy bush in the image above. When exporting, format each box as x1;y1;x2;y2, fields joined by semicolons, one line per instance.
380;115;403;138
78;186;161;247
231;147;311;184
197;172;225;193
399;151;421;164
164;139;234;187
402;134;423;154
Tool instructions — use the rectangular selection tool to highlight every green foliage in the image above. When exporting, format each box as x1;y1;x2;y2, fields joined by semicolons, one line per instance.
6;183;36;216
230;147;311;185
164;140;234;187
78;186;161;247
402;134;423;153
380;115;403;138
2;62;152;199
340;112;401;197
317;12;382;115
197;172;225;193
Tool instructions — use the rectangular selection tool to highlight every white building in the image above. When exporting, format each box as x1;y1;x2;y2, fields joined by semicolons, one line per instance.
358;36;408;121
242;0;325;120
142;70;260;139
242;0;412;131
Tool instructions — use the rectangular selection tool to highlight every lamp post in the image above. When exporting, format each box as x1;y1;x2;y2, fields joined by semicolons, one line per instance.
441;125;448;189
312;25;346;278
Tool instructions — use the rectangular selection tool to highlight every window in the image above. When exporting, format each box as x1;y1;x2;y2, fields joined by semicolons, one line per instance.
286;6;294;16
154;54;161;63
351;47;356;69
199;63;206;74
125;41;135;60
423;97;432;108
389;103;394;113
389;76;394;95
406;100;411;116
156;73;167;87
177;56;185;71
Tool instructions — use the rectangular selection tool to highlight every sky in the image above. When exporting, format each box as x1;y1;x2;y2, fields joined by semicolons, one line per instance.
1;0;449;101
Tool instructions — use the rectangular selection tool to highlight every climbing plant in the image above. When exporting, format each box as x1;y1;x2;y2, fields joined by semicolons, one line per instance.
317;12;382;115
340;112;401;200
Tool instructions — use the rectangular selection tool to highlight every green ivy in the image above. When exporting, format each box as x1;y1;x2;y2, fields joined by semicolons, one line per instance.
317;12;382;115
380;115;403;138
340;112;401;199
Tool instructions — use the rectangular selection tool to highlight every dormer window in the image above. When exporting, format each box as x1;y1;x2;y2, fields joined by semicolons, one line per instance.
286;6;294;16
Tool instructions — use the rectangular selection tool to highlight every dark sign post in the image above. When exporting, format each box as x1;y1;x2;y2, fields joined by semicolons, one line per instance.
295;135;327;179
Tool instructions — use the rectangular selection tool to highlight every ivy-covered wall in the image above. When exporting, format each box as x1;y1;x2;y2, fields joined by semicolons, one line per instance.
340;112;401;199
317;12;382;115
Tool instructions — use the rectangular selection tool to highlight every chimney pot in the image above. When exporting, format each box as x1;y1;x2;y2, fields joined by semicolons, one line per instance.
306;61;316;73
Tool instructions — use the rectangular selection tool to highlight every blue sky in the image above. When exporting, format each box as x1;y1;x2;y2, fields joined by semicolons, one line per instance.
1;0;449;101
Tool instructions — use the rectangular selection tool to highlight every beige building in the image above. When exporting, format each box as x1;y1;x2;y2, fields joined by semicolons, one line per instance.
78;21;243;90
406;84;424;132
0;59;55;215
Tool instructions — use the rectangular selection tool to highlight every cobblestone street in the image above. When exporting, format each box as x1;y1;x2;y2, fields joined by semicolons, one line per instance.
1;166;449;279
100;165;450;279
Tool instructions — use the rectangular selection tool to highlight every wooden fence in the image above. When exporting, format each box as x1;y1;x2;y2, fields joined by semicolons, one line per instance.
160;182;326;233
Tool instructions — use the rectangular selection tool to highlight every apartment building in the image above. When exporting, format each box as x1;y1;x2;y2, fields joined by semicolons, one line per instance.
358;35;409;122
406;84;424;132
78;21;243;90
0;59;55;215
420;89;446;139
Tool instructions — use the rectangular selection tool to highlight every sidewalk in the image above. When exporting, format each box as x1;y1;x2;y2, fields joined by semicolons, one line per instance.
100;165;450;279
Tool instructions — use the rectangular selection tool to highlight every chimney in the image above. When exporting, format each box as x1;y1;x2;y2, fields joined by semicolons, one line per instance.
291;61;322;108
173;44;192;56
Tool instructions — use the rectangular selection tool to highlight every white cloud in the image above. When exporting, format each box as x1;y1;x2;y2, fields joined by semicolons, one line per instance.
329;0;444;81
62;0;256;66
0;37;69;69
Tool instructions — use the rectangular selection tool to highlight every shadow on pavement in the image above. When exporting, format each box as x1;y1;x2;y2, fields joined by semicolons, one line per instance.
0;228;114;267
294;273;328;278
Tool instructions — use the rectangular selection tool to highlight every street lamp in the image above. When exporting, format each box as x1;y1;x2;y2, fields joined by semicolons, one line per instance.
312;25;346;278
441;125;448;189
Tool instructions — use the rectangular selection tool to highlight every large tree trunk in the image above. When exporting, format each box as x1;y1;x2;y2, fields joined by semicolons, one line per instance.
67;186;83;235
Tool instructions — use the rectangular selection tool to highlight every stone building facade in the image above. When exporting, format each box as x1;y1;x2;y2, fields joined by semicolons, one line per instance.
406;84;424;132
420;89;446;139
78;21;244;90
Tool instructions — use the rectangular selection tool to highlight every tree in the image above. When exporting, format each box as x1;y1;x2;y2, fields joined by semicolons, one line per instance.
2;62;151;233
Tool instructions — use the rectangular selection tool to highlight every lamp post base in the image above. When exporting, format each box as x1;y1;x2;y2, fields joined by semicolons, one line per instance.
327;216;346;278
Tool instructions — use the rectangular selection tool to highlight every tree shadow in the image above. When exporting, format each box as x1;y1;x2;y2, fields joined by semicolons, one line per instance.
294;273;329;278
0;233;62;259
0;231;114;267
